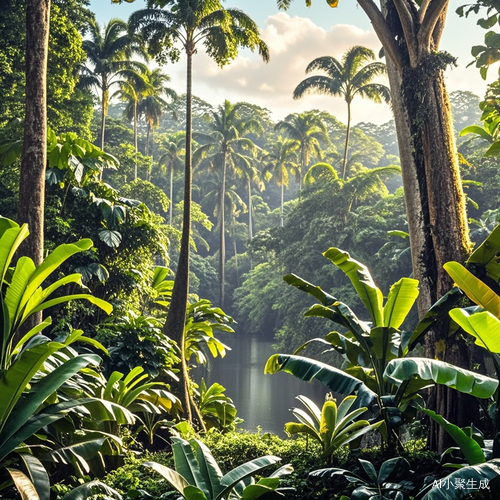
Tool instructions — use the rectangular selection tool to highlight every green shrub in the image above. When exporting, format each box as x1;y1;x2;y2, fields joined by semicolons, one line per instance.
102;451;174;496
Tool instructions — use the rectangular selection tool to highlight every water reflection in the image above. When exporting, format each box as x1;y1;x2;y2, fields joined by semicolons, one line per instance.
200;334;327;435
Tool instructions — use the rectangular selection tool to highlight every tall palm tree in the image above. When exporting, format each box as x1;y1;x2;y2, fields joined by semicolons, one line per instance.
236;161;264;241
80;18;148;150
262;137;300;227
158;131;186;225
130;0;269;424
139;68;177;165
274;112;328;196
293;46;390;180
196;100;261;306
111;69;152;180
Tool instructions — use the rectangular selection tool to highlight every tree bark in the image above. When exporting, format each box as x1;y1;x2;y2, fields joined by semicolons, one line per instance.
248;178;253;240
341;100;351;180
219;153;227;307
134;100;138;181
163;47;194;424
18;0;51;266
366;0;473;452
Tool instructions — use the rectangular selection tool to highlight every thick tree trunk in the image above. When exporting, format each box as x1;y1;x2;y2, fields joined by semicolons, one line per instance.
18;0;50;265
17;0;50;337
219;154;227;307
378;0;473;451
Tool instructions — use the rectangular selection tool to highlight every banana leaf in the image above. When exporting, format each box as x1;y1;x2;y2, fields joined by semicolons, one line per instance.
419;407;485;466
323;248;383;326
384;358;498;399
450;308;500;352
283;274;337;306
404;288;463;354
265;354;377;408
383;278;419;329
444;262;500;317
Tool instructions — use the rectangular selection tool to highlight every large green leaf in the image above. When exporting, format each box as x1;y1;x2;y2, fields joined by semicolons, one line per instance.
265;354;377;408
18;454;50;500
450;308;500;352
0;342;64;431
468;224;500;281
420;460;500;499
419;407;485;466
192;439;224;500
0;224;28;284
444;262;500;318
404;288;463;354
171;437;210;494
283;274;337;305
382;278;419;329
0;353;101;446
384;358;498;399
143;461;190;495
19;239;93;314
28;294;112;317
218;456;282;500
323;248;383;326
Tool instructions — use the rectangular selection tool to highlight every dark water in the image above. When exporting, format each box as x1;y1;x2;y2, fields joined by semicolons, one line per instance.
200;334;328;435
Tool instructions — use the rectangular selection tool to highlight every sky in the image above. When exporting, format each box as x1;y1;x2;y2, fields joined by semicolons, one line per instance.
89;0;490;125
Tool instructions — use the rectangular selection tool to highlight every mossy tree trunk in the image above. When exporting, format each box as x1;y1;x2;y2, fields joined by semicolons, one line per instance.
354;0;473;452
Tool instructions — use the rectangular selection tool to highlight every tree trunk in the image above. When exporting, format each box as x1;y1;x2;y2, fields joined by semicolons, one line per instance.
219;153;227;307
341;100;351;180
18;0;50;265
248;178;253;240
280;182;284;228
17;0;51;337
134;100;138;181
163;48;194;425
101;86;108;151
169;167;174;225
372;0;473;452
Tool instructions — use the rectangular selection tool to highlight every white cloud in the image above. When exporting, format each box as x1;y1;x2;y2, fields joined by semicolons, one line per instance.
167;12;481;125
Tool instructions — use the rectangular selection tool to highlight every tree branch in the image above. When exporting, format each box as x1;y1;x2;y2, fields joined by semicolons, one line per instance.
419;0;449;54
357;0;405;73
418;0;432;23
392;0;418;66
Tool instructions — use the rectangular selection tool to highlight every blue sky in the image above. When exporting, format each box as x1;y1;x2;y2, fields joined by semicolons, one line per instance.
89;0;488;124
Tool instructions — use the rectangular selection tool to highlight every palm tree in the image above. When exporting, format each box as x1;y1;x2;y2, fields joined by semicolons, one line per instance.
139;68;177;166
158;131;186;225
262;137;300;227
236;161;264;241
80;18;148;151
196;100;261;306
274;112;328;196
293;46;390;180
130;0;269;424
111;69;152;180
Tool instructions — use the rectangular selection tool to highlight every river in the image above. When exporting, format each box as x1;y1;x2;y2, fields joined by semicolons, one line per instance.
201;334;328;436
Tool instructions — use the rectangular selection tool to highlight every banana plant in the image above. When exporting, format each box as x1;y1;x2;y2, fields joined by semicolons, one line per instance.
142;437;292;500
0;218;133;498
265;248;496;448
0;217;112;370
285;395;381;463
196;379;241;432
